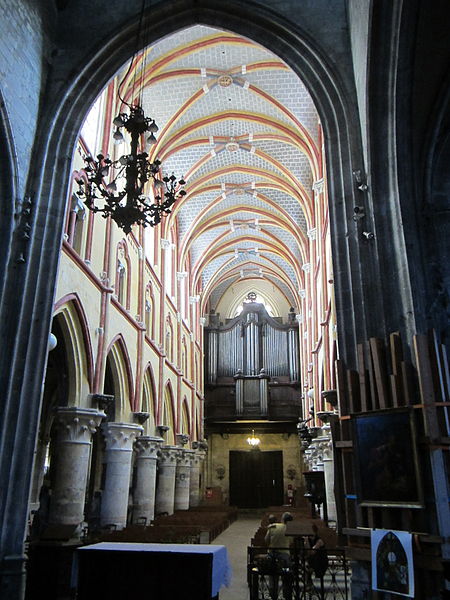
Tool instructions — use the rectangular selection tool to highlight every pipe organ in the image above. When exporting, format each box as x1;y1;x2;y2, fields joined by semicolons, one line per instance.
204;301;301;424
206;301;300;382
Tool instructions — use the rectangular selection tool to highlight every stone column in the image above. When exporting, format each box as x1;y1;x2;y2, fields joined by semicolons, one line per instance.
132;436;163;524
189;451;205;507
322;429;337;523
175;449;194;511
48;407;104;528
155;446;179;516
100;422;143;529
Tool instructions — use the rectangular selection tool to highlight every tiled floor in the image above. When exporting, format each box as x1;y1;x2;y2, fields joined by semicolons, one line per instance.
213;512;263;600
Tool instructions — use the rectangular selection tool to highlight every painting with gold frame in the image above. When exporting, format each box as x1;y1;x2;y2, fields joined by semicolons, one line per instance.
352;408;423;508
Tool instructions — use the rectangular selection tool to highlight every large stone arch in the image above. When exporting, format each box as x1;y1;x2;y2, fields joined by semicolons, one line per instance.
35;0;367;364
0;2;368;596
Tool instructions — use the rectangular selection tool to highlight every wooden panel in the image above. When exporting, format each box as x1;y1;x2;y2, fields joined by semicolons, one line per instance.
369;337;390;409
347;369;361;413
357;343;369;411
335;359;348;415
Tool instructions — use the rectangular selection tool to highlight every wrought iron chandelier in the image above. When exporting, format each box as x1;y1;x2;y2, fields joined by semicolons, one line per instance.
76;2;186;234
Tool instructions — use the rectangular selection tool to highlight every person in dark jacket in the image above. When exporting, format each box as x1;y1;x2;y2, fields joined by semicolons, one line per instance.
305;523;328;588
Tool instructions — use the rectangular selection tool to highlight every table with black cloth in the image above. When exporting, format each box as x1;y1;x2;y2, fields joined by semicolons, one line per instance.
73;542;231;600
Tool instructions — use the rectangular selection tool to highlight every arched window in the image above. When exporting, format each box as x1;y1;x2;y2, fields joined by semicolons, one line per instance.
181;399;190;439
66;192;86;255
195;354;200;388
181;336;188;377
144;284;155;339
165;315;174;363
115;243;130;309
162;230;175;299
162;384;175;445
142;367;156;435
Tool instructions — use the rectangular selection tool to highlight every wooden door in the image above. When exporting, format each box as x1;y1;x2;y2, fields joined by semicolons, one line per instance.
229;450;283;508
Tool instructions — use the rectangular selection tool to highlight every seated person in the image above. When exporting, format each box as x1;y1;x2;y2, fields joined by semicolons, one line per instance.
305;523;328;586
264;512;293;600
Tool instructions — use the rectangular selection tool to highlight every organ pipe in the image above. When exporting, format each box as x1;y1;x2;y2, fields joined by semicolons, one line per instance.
205;302;300;383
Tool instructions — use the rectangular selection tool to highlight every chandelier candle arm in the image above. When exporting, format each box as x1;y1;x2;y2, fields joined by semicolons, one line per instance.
76;105;186;234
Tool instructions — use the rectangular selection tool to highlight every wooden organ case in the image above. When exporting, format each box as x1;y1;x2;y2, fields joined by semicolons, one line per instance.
204;300;302;431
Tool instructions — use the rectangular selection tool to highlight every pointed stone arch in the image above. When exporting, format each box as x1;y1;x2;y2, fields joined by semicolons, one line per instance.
141;363;157;435
162;381;176;445
0;3;370;588
181;397;191;439
105;334;134;419
53;292;95;394
33;0;367;371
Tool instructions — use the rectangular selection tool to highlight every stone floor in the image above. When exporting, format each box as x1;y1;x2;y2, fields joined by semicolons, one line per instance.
213;511;263;600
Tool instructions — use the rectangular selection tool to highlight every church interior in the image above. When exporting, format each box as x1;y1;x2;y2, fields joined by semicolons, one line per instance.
0;1;449;599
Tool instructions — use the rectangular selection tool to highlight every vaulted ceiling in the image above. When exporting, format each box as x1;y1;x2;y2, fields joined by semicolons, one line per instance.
121;25;321;317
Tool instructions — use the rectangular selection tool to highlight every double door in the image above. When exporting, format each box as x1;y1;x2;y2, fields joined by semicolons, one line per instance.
229;450;283;508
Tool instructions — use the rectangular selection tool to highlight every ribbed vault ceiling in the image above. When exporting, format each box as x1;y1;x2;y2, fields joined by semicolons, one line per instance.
123;25;320;316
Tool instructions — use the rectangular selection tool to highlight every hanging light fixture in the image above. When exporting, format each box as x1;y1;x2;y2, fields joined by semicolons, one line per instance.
246;429;261;447
76;0;186;234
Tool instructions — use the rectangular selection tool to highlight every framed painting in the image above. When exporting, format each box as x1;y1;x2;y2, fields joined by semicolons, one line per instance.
352;408;423;508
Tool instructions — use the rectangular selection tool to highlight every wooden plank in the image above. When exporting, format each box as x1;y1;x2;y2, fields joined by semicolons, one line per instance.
357;343;369;411
430;332;450;435
441;345;450;401
335;440;353;448
401;361;417;405
390;332;404;406
369;337;390;409
366;340;378;410
430;330;447;401
347;369;361;413
390;373;403;407
389;331;403;375
335;359;348;416
414;333;439;439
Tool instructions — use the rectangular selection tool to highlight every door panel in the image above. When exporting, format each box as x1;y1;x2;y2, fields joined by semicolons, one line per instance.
229;450;283;508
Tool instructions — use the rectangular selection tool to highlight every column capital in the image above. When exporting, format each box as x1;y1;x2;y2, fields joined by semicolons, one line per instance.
158;445;180;465
177;449;195;467
53;407;105;443
102;422;143;451
134;436;164;458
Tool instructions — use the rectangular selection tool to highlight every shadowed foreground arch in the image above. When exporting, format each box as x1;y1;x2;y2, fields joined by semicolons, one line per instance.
0;2;367;598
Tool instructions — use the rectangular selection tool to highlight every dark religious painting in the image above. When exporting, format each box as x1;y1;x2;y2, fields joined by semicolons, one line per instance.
352;408;423;507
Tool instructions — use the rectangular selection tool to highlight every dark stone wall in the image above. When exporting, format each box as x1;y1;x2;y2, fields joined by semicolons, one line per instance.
0;0;55;198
